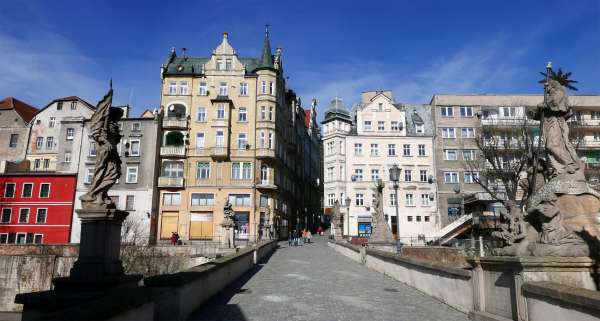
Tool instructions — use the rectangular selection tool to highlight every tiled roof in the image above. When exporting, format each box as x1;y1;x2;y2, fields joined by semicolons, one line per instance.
0;97;38;123
42;96;95;112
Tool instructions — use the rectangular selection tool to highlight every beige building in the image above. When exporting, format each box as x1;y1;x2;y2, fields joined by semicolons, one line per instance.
0;97;38;166
430;94;600;224
157;31;322;243
323;91;438;241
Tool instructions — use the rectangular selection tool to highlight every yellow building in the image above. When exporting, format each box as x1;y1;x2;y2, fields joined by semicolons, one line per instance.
157;30;322;243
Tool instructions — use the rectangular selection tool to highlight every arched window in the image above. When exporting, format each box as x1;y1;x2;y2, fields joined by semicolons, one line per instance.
167;104;186;118
261;165;269;184
165;131;184;146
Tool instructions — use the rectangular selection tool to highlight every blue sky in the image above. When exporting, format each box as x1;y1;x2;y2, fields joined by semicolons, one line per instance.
1;0;598;118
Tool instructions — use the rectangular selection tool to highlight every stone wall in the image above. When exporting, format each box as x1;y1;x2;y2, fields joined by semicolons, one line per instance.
523;282;600;321
0;244;222;312
401;246;469;268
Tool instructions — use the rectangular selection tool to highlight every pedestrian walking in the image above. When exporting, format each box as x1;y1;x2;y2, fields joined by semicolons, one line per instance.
307;230;312;243
288;231;294;247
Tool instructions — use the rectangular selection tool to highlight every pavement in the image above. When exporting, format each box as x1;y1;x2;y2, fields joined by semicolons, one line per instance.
188;235;469;321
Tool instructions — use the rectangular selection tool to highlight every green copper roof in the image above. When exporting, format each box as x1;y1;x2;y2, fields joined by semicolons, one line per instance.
257;31;274;69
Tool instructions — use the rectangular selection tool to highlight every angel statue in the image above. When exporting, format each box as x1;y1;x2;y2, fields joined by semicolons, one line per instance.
80;84;124;209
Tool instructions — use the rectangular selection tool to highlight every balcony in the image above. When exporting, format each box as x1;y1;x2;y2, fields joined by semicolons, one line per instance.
211;118;229;128
573;119;600;128
158;176;184;188
256;148;276;159
160;145;185;157
481;117;538;127
230;148;254;157
210;146;228;160
162;117;188;129
257;179;277;190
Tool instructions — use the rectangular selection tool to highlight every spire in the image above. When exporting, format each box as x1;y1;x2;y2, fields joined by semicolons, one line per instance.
258;24;274;69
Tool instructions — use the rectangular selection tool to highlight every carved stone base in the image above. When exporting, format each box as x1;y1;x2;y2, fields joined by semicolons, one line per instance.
367;242;397;253
220;224;235;248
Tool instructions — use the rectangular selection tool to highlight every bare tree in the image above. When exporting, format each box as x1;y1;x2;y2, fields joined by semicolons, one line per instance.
463;116;539;212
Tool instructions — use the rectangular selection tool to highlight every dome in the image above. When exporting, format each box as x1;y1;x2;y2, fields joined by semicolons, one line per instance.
323;97;351;122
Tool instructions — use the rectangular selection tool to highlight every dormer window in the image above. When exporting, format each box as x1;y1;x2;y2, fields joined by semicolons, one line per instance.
225;59;232;70
70;102;77;110
378;103;383;111
216;59;223;71
57;102;63;110
416;124;424;134
391;121;399;131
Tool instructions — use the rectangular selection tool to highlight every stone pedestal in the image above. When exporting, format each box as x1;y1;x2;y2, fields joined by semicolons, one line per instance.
367;242;397;253
15;208;141;320
220;224;235;248
469;256;599;321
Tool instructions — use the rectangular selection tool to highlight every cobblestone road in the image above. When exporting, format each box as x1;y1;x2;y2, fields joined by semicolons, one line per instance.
188;236;469;321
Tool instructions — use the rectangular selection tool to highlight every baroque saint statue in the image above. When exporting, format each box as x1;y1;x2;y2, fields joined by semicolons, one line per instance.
80;84;124;209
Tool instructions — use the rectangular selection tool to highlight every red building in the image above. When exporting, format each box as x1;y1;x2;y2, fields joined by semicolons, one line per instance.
0;173;76;244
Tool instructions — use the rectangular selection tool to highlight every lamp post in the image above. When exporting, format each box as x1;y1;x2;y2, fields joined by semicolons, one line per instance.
345;196;351;237
389;164;401;252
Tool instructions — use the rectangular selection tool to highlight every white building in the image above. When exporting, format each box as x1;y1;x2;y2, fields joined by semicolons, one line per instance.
322;91;439;241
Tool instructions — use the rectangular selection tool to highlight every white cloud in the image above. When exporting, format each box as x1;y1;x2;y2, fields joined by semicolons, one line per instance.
0;30;105;107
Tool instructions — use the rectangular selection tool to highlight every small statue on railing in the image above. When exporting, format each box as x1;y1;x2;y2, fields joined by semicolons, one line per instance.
80;83;123;209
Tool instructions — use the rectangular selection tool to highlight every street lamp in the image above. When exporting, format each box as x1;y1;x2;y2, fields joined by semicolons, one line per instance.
345;196;351;237
389;164;401;253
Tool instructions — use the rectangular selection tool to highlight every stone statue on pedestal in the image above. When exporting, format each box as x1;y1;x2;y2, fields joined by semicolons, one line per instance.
221;200;237;248
331;200;343;240
494;75;600;257
369;180;394;244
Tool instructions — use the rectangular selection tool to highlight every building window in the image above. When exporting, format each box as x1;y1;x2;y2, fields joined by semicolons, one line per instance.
260;106;266;120
416;124;424;134
460;106;473;117
354;169;363;181
228;194;251;206
168;81;177;95
406;194;414;206
46;136;54;149
238;107;247;122
66;128;75;140
33;159;41;170
261;165;269;184
261;81;267;94
126;166;138;183
444;149;458;161
216;104;226;119
416;215;422;222
417;144;426;156
326;141;335;155
162;193;181;206
70;101;77;110
219;82;228;96
444;172;459;183
196;162;210;179
48;117;55;128
131;122;141;131
237;133;248;149
225;59;232;70
391;121;400;131
371;169;380;181
35;208;47;223
240;82;248;96
180;81;189;95
43;159;50;169
191;193;215;206
232;162;252;180
57;102;63;110
196;132;205;148
268;106;273;120
403;144;411;156
216;59;223;70
1;208;11;223
4;183;15;198
19;208;29;223
89;142;97;156
404;170;412;182
216;131;224;147
39;183;50;198
461;127;475;138
388;144;396;156
441;128;456;138
124;195;135;211
63;152;72;163
421;194;431;206
163;161;183;177
129;140;140;156
259;194;269;207
377;121;385;131
85;168;94;183
199;82;208;95
326;167;334;181
407;216;413;222
464;172;479;183
390;193;397;206
364;121;372;131
463;150;476;161
355;193;364;206
269;81;274;95
197;107;206;122
22;183;33;198
369;143;378;156
36;137;44;150
354;143;362;156
9;134;18;148
501;107;517;117
327;193;335;206
441;106;453;117
0;234;8;243
33;234;43;243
